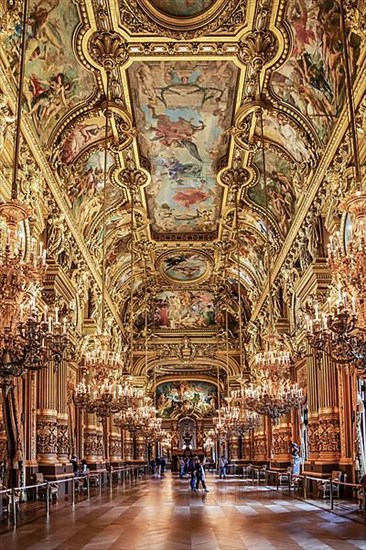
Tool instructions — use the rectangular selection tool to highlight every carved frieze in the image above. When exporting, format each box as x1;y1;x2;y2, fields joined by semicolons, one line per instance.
37;414;58;460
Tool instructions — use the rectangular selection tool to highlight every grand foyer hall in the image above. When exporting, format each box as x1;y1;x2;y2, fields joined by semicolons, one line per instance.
2;473;366;550
1;0;366;548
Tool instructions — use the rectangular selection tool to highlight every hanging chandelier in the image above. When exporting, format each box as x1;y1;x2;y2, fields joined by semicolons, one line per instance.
306;289;366;372
244;333;303;423
244;369;303;423
328;192;366;309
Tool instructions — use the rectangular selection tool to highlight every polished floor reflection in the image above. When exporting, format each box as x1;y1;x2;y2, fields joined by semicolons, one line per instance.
1;473;366;550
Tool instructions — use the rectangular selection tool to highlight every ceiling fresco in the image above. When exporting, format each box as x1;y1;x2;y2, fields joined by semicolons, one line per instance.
271;0;361;143
247;146;297;238
1;0;364;386
147;0;216;17
156;381;217;418
158;251;210;283
127;60;239;237
152;290;218;330
23;0;95;141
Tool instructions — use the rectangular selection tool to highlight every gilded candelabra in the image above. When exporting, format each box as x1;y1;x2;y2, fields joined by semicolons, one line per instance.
306;291;366;372
244;334;303;423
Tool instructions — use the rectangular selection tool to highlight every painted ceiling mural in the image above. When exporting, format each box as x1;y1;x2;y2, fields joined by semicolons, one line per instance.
156;381;217;418
148;0;216;17
247;146;297;238
127;60;239;236
159;251;210;283
152;290;218;329
0;0;363;397
271;0;360;143
22;0;95;141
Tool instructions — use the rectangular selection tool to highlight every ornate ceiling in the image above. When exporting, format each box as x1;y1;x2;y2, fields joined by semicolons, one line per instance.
0;0;365;383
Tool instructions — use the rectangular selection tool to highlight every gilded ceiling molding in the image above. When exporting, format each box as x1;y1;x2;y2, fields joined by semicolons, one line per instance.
88;30;128;71
250;59;366;323
0;64;125;332
118;0;248;40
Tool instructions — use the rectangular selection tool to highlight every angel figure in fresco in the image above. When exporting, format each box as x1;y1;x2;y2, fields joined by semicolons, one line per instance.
62;122;101;164
25;0;62;65
27;73;73;129
148;107;205;162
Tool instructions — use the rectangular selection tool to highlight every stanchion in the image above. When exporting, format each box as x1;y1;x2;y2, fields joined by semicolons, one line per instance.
276;472;279;491
288;474;291;497
303;475;307;500
330;481;334;510
71;478;75;507
46;483;50;517
87;474;90;499
99;473;102;496
12;487;17;527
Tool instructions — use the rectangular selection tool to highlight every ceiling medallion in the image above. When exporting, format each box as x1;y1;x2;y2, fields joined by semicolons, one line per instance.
137;0;231;29
119;0;246;39
157;250;212;284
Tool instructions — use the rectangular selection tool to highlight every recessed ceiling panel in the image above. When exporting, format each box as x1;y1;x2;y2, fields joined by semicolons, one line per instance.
159;251;210;283
127;60;239;237
148;0;216;17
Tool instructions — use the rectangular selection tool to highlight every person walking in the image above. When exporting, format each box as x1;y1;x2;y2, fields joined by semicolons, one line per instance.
195;458;208;492
155;456;161;477
179;457;185;479
160;456;166;476
219;455;227;479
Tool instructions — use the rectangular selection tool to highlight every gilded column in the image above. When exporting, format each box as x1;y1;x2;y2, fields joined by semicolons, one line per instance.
37;365;58;465
230;435;239;461
253;418;267;463
305;346;320;465
316;352;341;467
24;372;38;475
84;413;99;464
271;414;292;469
338;368;354;477
56;362;69;463
124;431;133;461
243;433;252;462
109;417;122;464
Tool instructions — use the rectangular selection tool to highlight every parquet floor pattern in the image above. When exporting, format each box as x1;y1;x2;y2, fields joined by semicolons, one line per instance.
1;474;366;550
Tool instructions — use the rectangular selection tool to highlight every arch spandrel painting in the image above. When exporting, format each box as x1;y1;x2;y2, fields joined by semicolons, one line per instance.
126;60;239;237
271;0;360;143
152;290;219;329
20;0;95;141
248;148;296;238
156;381;217;418
147;0;216;17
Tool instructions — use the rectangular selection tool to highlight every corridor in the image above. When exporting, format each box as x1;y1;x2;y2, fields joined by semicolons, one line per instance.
1;473;366;550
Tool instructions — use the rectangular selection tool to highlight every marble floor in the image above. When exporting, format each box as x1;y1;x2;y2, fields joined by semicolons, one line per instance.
1;473;366;550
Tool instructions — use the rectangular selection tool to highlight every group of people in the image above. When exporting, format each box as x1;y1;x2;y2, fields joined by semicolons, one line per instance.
179;456;209;492
150;456;166;477
70;455;88;476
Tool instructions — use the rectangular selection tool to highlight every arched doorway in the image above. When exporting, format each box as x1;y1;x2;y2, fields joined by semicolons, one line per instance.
178;417;196;449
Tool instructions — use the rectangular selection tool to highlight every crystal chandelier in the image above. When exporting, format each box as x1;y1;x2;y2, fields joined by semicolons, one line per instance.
74;339;141;419
213;409;230;440
244;369;303;423
227;393;261;435
306;290;366;372
328;192;366;309
114;396;155;432
244;332;303;423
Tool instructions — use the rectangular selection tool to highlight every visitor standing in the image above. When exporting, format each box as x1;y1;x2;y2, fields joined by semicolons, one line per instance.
219;455;227;479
